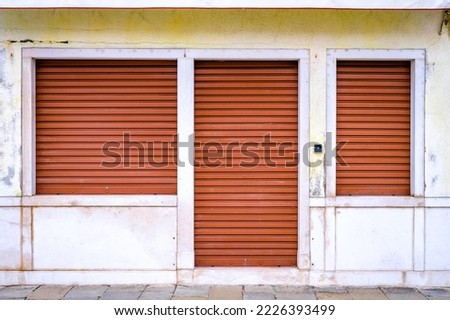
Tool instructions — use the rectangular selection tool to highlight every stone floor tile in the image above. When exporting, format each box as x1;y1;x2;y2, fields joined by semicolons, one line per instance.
314;287;348;293
274;286;316;300
100;291;142;300
348;288;387;300
99;285;146;300
273;286;314;294
381;287;427;300
209;286;243;300
3;284;448;301
171;296;208;300
63;285;108;300
419;288;450;300
27;285;73;300
144;285;176;293
173;285;210;298
276;292;317;300
315;292;352;300
100;285;147;300
244;285;275;293
138;285;176;300
140;291;174;300
314;287;351;300
0;286;39;299
105;285;147;292
243;292;275;300
63;296;101;300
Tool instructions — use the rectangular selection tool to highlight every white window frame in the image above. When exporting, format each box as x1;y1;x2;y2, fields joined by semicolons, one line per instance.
21;48;184;207
22;48;311;271
326;49;425;200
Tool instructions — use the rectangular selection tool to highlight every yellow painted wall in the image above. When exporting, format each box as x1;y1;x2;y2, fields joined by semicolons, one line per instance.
0;9;449;196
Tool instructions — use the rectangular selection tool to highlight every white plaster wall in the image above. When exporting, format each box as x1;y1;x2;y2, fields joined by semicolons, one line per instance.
424;40;450;197
0;207;21;269
335;208;414;270
184;268;308;285
33;207;176;270
310;207;325;270
0;45;21;197
425;208;450;270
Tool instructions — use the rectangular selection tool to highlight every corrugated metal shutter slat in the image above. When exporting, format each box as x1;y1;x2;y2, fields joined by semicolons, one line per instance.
36;60;177;195
336;61;411;196
194;61;299;267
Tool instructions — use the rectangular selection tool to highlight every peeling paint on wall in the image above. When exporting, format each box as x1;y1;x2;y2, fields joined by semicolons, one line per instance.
0;167;14;186
310;173;325;197
0;45;21;196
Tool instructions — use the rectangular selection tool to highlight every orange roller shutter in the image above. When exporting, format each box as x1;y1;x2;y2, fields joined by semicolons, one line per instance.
35;60;177;195
336;61;411;196
194;61;299;267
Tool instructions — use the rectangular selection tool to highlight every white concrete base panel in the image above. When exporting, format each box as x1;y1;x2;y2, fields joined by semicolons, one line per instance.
179;268;309;285
425;208;450;270
2;270;450;286
335;208;414;270
33;207;177;270
309;271;450;287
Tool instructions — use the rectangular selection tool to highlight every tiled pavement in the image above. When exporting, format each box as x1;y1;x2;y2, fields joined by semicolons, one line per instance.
1;285;450;300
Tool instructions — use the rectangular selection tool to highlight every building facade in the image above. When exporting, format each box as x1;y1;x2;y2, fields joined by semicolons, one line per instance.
0;3;450;286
